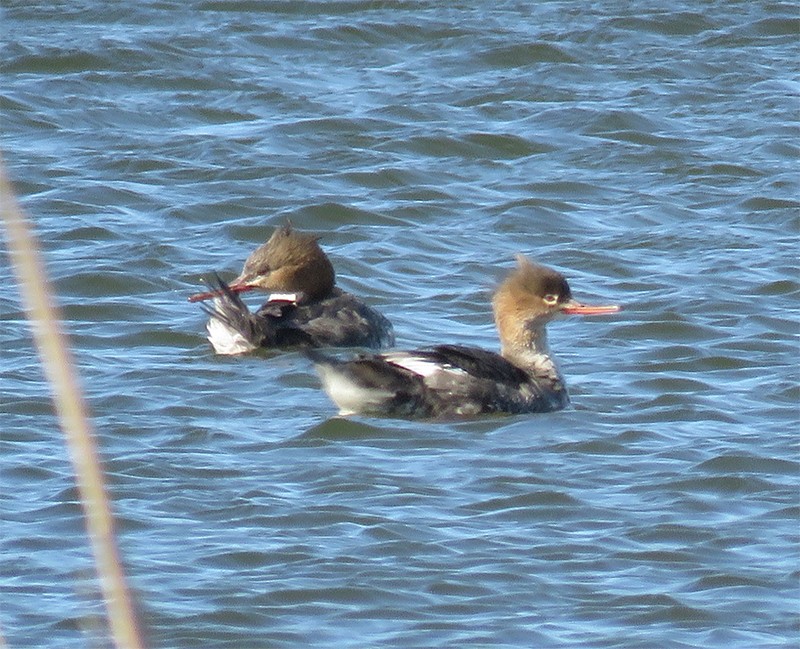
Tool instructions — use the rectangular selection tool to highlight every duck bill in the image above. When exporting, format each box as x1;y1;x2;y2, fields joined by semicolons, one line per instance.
187;282;255;303
561;300;621;316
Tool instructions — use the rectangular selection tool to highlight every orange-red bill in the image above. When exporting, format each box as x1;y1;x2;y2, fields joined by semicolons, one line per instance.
561;301;621;316
187;283;254;303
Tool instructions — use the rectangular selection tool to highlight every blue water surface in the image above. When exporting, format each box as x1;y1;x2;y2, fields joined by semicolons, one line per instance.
1;2;798;647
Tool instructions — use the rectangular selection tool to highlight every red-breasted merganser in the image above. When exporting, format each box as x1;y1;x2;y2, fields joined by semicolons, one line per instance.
306;255;620;418
189;224;394;354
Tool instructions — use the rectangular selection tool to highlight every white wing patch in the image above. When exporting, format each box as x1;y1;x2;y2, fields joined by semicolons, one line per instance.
383;353;469;379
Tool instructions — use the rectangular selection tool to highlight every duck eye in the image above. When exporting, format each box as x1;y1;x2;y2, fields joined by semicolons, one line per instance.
543;294;559;306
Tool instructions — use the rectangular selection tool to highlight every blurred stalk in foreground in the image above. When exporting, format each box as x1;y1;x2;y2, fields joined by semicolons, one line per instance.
0;156;145;649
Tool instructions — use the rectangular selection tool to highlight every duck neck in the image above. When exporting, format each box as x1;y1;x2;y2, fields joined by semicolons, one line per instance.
500;322;565;387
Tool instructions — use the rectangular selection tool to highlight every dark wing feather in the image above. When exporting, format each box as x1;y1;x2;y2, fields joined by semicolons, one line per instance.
421;344;529;385
199;273;268;345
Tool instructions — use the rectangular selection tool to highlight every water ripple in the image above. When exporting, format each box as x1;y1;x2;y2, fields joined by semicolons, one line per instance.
2;1;798;648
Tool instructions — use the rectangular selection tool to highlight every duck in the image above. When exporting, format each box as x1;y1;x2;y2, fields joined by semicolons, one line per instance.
305;255;620;418
189;224;394;354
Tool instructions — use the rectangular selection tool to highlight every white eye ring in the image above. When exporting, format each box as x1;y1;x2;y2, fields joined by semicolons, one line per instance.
543;294;558;306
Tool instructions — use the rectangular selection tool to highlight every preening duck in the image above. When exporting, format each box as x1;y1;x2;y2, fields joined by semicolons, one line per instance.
189;224;394;354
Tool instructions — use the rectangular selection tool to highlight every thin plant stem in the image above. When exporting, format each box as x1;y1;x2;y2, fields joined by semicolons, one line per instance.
0;156;145;649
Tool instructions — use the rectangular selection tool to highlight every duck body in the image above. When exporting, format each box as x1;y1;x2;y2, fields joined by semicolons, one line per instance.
191;224;394;354
306;343;568;418
307;255;619;419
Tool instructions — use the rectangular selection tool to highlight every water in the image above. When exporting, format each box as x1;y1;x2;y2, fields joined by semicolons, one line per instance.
2;2;798;647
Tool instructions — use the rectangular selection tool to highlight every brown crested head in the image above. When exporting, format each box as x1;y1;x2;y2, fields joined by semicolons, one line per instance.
492;255;621;351
493;255;573;326
231;223;336;302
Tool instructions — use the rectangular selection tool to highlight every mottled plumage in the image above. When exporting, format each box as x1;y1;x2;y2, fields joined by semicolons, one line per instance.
307;256;620;419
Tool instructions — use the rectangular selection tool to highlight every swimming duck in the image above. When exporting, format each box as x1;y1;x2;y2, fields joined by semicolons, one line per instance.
306;255;619;418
